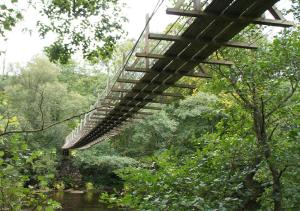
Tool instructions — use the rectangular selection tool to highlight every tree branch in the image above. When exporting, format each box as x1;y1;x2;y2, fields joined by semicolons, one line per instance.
38;90;45;130
278;166;288;179
0;107;98;137
268;123;280;141
215;65;254;109
266;80;298;118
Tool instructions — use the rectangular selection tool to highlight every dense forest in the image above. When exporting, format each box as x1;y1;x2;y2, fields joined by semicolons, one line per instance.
0;0;300;210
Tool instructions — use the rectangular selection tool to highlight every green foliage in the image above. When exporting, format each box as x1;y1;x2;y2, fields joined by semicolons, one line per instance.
37;0;126;63
1;0;126;63
112;92;220;157
44;41;73;65
100;27;300;210
0;0;22;37
290;0;300;22
85;182;94;191
4;57;99;149
0;55;108;208
1;3;300;211
0;135;60;210
53;181;65;191
73;142;139;188
58;62;107;99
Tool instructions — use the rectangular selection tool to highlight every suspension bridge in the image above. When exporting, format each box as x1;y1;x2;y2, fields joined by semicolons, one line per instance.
62;0;293;150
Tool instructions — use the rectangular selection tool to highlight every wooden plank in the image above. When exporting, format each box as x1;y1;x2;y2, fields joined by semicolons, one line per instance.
97;108;113;111
166;8;294;27
269;6;285;20
125;67;149;73
100;102;163;111
90;114;105;118
116;78;138;84
106;96;173;104
111;88;184;98
89;119;103;122
117;78;196;89
149;33;258;49
135;53;164;60
135;52;234;66
94;106;161;115
89;117;104;121
97;110;153;116
125;66;212;78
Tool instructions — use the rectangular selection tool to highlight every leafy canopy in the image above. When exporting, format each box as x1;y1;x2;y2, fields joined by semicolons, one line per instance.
1;0;127;63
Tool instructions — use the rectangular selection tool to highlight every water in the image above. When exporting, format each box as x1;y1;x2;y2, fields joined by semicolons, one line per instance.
52;192;121;211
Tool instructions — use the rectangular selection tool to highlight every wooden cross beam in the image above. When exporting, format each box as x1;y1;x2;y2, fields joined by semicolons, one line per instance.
125;67;149;73
100;102;163;111
96;108;114;112
93;107;159;119
89;118;104;123
95;115;145;125
106;96;173;104
149;33;258;50
166;8;294;28
135;52;234;66
88;118;103;122
269;6;285;20
116;78;197;89
90;114;105;118
125;67;212;78
96;108;154;116
111;88;184;98
96;110;153;116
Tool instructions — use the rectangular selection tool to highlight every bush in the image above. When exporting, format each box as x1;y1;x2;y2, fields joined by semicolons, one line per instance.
74;154;139;188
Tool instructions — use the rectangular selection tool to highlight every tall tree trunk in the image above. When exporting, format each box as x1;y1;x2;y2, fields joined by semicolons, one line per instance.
241;166;264;210
253;106;282;211
271;168;282;211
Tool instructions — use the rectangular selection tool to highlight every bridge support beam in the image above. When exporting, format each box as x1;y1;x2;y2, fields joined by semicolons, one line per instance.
135;52;234;66
269;6;285;20
149;33;258;50
166;8;294;28
125;67;211;78
116;78;197;89
111;88;184;98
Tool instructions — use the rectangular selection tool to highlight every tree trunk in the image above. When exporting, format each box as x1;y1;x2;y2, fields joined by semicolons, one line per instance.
241;169;264;210
253;107;282;211
270;166;282;211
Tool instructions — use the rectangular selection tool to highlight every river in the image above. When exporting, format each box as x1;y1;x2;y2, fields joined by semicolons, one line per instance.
52;192;121;211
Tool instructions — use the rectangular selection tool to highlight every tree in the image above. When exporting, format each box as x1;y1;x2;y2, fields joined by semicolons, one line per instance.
290;0;300;22
210;27;300;210
0;0;22;37
0;0;127;64
4;56;90;148
58;61;108;99
0;92;60;210
100;27;300;211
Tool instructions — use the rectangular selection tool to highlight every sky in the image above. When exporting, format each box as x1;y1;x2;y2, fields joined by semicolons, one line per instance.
0;0;292;72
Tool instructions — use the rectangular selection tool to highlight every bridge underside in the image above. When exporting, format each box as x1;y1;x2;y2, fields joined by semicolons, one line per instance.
63;0;291;150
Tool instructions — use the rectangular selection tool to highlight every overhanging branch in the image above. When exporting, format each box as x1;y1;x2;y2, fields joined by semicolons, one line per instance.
0;107;98;137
